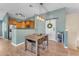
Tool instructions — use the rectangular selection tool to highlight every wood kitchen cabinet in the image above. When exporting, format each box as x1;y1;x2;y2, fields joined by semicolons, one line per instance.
8;18;35;29
8;18;16;25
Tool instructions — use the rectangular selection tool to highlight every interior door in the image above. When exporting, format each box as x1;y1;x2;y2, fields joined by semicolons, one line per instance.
46;19;56;41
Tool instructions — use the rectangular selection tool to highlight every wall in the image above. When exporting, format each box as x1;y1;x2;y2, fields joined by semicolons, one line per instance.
12;29;16;44
2;8;67;46
46;8;66;32
0;21;2;36
12;17;46;44
66;13;79;49
45;8;67;47
0;11;7;37
12;8;67;45
53;8;67;47
35;17;45;34
1;14;52;45
12;29;35;44
2;14;9;39
11;17;35;44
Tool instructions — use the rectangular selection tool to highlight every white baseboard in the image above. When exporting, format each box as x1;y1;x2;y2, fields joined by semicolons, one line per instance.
0;36;3;38
11;42;25;47
0;36;8;40
64;46;68;48
0;36;4;39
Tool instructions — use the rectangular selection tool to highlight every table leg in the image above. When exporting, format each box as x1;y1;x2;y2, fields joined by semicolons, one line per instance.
47;39;48;49
31;42;35;52
42;41;46;49
25;39;27;50
36;41;39;56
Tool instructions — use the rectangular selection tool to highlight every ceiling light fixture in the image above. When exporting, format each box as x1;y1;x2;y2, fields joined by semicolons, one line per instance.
36;3;46;21
37;15;45;21
29;3;48;21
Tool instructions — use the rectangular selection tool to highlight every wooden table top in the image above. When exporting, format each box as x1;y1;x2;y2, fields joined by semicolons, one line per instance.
25;34;47;41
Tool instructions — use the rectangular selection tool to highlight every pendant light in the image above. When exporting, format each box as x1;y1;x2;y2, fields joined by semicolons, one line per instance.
36;3;45;21
29;3;46;21
37;15;45;21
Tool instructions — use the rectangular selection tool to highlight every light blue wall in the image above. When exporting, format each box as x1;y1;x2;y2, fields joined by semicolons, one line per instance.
12;29;17;44
12;29;35;44
11;8;68;46
64;31;68;47
46;8;67;47
12;17;46;44
35;18;45;34
46;8;66;32
0;21;2;36
2;8;67;47
2;14;9;39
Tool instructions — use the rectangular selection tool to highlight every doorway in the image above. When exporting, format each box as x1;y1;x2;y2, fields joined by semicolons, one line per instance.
45;19;56;41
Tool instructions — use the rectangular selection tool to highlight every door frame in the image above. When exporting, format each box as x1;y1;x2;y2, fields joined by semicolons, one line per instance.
45;19;56;41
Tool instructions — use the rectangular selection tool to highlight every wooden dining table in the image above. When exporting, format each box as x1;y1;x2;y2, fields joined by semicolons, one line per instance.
25;34;48;56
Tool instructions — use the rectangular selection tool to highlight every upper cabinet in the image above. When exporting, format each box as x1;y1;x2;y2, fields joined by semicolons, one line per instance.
9;18;16;25
8;18;35;29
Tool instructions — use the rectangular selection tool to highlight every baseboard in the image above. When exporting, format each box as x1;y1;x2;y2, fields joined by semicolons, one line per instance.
0;36;3;39
0;36;8;40
49;39;57;42
11;42;25;47
64;46;68;48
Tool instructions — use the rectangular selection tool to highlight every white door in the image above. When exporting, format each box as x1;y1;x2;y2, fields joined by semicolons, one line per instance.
46;19;56;41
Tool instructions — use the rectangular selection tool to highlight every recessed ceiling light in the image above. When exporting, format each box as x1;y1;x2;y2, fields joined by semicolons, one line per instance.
40;3;43;6
29;5;33;7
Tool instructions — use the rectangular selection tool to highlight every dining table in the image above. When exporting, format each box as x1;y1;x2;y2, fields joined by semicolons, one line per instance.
25;34;48;56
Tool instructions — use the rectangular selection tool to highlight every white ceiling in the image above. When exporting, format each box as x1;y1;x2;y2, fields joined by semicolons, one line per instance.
0;3;79;18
